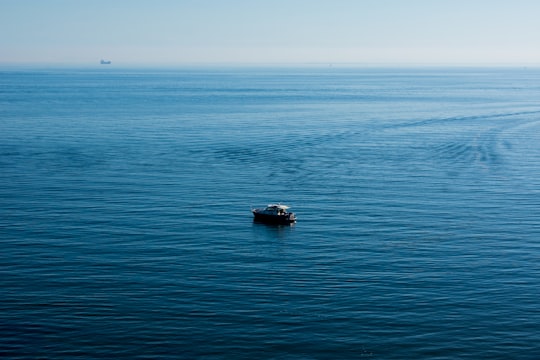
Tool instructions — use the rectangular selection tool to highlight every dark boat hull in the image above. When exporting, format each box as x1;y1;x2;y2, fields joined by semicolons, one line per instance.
252;212;296;224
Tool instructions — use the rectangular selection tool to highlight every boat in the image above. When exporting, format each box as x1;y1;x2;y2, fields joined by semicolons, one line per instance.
100;59;111;65
252;204;296;224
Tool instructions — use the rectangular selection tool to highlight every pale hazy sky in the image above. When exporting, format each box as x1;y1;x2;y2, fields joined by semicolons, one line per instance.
1;0;540;66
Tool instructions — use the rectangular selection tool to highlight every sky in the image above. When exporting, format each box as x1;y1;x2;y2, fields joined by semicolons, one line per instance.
1;0;540;66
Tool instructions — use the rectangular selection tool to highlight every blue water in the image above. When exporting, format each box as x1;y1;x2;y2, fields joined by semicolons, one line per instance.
1;67;539;359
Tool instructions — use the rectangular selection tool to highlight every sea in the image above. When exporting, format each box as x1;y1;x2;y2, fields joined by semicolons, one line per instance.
1;66;539;359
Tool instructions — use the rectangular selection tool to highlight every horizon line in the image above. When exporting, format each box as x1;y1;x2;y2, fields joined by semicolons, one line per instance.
1;61;540;69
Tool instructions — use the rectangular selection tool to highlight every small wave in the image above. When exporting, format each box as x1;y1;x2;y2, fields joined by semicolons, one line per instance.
431;132;506;173
389;109;540;130
410;109;540;173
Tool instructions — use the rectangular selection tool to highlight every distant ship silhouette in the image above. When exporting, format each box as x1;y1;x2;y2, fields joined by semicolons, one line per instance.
100;59;111;65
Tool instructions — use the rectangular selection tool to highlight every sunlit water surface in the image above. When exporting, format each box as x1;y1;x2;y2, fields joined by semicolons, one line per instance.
1;67;539;359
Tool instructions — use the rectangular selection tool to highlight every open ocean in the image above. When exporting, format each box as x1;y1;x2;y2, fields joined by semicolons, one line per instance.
1;66;539;359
